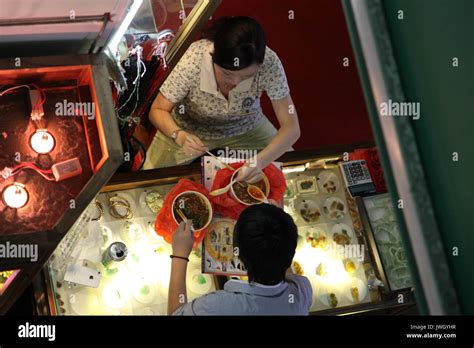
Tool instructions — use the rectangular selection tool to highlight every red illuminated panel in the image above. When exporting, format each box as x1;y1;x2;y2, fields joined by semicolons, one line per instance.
0;65;108;235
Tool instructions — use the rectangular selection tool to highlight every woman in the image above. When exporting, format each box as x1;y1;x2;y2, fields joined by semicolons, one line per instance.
144;16;300;182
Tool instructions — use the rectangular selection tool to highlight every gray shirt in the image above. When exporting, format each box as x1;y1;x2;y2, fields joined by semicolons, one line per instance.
173;274;312;315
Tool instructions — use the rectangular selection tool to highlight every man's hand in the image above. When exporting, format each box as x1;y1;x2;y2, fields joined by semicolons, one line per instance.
172;220;194;258
177;131;208;157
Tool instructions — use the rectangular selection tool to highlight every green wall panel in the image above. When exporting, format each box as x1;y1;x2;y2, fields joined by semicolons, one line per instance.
383;0;474;313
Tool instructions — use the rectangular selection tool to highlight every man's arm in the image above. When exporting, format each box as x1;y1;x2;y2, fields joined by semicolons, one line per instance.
167;220;194;315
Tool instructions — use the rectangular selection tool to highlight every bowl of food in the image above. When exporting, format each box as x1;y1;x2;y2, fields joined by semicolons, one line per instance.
330;223;354;245
342;258;361;275
230;167;270;206
172;191;213;232
344;278;368;304
305;227;330;249
296;198;321;224
317;170;340;193
323;197;347;220
319;289;341;308
296;176;317;194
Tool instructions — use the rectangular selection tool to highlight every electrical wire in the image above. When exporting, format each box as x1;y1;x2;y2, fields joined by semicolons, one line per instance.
0;85;31;96
30;83;46;109
0;84;46;114
20;167;56;181
131;135;146;171
1;162;55;181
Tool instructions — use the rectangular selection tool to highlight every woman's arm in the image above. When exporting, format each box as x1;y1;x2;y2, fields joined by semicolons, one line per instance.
149;93;208;155
149;92;180;139
238;94;300;182
257;94;300;168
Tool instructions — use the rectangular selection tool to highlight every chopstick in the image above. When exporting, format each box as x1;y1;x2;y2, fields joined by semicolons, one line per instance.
205;151;236;172
176;208;195;232
185;135;235;171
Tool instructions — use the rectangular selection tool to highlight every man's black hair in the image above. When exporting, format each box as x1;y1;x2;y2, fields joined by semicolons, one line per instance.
203;16;266;71
234;204;297;285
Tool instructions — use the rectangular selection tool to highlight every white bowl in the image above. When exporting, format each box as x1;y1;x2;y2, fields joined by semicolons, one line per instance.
230;167;270;206
344;278;368;304
171;191;213;231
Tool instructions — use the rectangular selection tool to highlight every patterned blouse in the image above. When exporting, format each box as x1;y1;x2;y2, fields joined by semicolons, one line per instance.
159;39;290;140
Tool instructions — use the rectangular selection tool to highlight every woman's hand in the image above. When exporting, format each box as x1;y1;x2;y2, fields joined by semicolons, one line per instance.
172;220;194;258
236;162;264;183
176;131;209;157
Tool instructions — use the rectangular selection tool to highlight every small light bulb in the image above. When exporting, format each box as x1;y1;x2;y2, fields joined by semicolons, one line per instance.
2;183;29;209
30;129;55;154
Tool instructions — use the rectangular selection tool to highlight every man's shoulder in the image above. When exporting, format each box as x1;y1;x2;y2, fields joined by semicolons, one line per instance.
189;289;243;315
286;274;312;289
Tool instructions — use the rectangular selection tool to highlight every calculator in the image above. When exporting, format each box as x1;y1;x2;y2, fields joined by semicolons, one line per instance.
340;160;376;197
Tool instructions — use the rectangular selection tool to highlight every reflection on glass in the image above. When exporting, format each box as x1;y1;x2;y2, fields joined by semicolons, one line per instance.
363;194;413;291
0;270;19;294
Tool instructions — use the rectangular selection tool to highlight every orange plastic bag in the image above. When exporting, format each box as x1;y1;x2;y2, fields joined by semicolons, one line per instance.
209;162;286;220
154;179;214;248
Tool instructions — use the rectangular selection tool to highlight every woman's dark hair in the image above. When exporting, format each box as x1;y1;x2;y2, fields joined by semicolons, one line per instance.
234;204;297;285
203;16;266;71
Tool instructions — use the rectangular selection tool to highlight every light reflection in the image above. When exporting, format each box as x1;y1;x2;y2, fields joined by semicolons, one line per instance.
30;129;55;154
2;183;28;208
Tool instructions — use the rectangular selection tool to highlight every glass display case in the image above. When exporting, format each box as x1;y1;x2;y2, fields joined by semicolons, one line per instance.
359;194;414;292
284;166;378;312
45;183;216;315
33;147;416;315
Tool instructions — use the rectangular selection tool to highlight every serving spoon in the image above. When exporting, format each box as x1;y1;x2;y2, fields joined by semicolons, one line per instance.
247;185;269;203
209;179;239;196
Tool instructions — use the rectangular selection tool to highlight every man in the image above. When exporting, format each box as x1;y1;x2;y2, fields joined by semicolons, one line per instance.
168;203;312;315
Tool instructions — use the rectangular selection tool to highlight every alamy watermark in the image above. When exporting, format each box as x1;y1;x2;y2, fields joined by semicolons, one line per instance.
18;322;55;341
216;147;258;167
326;243;365;262
0;242;38;262
55;99;96;120
380;99;420;120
